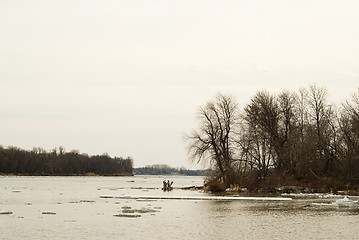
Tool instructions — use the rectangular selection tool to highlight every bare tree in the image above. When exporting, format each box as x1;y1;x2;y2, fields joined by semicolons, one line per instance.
239;119;274;180
306;85;333;175
184;86;359;189
277;90;299;175
307;85;328;151
186;93;240;185
242;90;279;178
338;89;359;183
296;88;308;145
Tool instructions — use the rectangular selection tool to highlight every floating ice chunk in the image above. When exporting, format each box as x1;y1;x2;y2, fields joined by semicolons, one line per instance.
136;199;157;202
334;196;358;208
101;195;292;201
336;196;350;202
136;207;158;213
283;193;318;198
319;193;343;199
310;202;335;208
310;196;359;209
282;193;343;199
122;207;158;214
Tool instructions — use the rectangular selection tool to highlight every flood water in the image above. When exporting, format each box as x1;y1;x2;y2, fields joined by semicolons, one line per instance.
1;175;358;240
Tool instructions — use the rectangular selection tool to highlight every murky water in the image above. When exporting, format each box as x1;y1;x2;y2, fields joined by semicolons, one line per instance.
1;176;358;240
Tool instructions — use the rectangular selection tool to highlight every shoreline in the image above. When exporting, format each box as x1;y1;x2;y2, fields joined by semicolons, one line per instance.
0;173;134;177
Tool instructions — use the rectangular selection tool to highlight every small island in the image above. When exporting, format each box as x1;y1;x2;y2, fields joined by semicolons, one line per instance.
186;85;359;194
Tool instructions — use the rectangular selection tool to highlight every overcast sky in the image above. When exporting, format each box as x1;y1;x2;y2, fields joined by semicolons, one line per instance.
1;0;358;169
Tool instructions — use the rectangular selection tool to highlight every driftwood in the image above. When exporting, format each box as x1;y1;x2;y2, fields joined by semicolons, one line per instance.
181;185;204;190
162;180;173;191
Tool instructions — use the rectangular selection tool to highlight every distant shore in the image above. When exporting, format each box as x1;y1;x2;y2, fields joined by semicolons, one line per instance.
0;172;134;177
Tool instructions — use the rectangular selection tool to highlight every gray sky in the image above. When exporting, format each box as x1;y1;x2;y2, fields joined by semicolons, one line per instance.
1;0;358;169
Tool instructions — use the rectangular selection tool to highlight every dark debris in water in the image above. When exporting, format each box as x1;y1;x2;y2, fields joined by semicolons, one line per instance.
114;214;141;218
42;211;56;215
79;200;95;203
0;211;13;215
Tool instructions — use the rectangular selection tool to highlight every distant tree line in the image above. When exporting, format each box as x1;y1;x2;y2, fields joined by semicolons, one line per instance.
134;164;211;176
0;146;133;176
187;86;359;191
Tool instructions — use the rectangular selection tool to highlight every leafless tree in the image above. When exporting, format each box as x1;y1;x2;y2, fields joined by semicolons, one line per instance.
305;85;334;175
185;86;359;188
276;90;299;175
238;119;274;180
338;89;359;183
241;91;279;179
186;93;240;185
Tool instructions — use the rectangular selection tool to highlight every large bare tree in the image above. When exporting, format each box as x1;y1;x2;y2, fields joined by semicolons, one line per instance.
186;93;240;185
305;85;334;175
242;91;279;178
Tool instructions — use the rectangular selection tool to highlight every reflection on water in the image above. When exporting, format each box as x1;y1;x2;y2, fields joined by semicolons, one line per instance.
0;176;358;240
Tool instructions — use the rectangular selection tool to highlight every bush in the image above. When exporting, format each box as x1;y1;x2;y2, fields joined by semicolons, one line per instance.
204;175;227;192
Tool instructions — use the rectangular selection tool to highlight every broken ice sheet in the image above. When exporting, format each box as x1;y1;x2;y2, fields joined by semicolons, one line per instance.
310;196;359;210
122;207;159;214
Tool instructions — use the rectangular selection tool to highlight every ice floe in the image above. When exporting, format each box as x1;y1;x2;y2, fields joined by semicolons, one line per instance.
100;195;292;201
310;196;359;209
281;193;344;199
122;207;158;214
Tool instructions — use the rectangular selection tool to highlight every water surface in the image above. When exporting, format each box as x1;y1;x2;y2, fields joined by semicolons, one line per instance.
1;176;358;240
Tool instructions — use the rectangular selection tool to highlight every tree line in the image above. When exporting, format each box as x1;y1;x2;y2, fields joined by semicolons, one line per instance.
134;164;212;176
0;146;133;176
186;85;359;191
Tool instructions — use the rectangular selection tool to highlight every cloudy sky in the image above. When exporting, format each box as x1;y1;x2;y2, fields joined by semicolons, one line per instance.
1;0;358;168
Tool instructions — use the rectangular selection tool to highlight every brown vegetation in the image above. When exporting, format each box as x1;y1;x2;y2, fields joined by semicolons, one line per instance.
187;86;359;192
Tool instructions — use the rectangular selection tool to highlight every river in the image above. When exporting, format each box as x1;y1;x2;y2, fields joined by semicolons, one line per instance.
0;176;358;240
